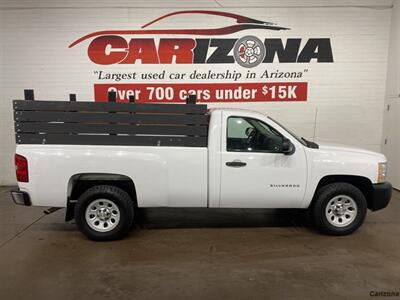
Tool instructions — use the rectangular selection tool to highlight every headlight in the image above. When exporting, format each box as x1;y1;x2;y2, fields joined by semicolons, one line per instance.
377;162;387;183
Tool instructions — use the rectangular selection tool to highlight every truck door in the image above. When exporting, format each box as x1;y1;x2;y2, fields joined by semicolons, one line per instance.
219;112;307;208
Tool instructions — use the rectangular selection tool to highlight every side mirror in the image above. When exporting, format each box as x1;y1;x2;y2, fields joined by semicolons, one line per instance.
282;138;295;155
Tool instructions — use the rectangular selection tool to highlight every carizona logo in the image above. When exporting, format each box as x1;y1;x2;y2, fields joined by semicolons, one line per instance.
69;10;334;67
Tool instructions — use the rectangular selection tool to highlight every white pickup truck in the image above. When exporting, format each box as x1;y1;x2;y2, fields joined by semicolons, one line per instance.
11;97;392;240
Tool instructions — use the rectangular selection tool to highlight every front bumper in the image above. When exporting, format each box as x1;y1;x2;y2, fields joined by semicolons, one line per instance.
10;190;31;206
368;182;392;211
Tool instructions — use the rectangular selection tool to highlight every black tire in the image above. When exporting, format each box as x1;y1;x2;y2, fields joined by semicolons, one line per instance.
311;182;367;235
74;185;134;241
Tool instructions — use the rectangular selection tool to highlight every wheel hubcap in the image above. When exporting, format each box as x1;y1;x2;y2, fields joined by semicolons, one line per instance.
325;195;358;227
85;199;120;232
245;48;254;56
97;207;111;221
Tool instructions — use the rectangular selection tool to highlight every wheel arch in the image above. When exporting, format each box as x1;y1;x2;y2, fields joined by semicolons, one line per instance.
66;173;137;221
311;175;374;210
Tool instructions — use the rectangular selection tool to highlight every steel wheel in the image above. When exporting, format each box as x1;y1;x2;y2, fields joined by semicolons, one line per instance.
325;195;358;227
85;199;121;232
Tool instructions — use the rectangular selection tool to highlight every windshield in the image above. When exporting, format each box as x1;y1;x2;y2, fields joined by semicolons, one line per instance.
267;116;307;146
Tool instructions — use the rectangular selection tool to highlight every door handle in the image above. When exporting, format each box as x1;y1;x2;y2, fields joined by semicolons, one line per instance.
226;160;247;167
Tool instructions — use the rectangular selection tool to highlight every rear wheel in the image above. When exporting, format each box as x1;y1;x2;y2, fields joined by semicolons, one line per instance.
75;185;134;241
312;183;367;235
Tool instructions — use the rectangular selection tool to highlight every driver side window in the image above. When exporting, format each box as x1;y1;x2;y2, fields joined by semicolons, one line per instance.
227;117;283;152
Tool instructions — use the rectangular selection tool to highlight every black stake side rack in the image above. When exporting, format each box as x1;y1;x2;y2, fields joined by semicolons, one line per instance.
13;90;208;147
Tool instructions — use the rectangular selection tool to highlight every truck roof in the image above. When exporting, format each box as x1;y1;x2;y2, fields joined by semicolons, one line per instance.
209;107;268;117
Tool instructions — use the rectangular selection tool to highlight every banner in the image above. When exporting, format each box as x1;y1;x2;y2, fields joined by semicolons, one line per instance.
69;10;332;103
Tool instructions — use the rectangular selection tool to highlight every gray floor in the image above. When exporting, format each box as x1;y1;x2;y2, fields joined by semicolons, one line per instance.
0;186;399;300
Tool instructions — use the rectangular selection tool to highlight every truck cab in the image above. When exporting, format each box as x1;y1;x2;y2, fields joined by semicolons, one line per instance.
208;108;308;209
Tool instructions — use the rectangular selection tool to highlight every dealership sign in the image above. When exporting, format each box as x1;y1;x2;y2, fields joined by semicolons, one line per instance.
69;10;334;102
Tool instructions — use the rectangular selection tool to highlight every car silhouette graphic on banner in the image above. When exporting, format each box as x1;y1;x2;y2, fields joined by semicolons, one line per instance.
69;10;290;48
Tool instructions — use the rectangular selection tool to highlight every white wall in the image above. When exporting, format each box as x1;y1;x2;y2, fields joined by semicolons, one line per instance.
382;0;400;189
0;0;394;185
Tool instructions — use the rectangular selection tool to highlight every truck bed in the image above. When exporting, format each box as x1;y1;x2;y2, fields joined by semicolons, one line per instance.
13;97;209;207
16;144;208;207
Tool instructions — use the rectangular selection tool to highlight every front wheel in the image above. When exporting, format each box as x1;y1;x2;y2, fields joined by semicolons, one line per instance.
311;183;367;235
74;185;134;241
